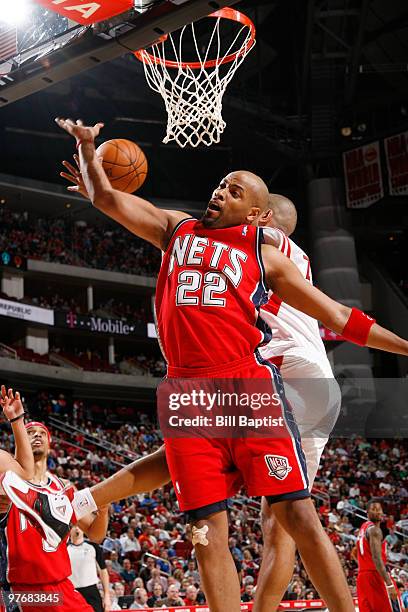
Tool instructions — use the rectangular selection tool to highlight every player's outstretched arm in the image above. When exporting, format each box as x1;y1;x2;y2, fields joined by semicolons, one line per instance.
262;244;408;356
89;445;170;508
0;386;34;480
55;118;189;250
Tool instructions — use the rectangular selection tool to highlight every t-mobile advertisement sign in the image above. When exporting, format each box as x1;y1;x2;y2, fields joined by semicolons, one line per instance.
55;310;145;337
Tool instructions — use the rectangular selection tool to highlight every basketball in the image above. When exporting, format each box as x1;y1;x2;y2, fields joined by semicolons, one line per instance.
96;139;148;193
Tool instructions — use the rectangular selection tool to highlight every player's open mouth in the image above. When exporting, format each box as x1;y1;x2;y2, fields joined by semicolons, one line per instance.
207;201;222;214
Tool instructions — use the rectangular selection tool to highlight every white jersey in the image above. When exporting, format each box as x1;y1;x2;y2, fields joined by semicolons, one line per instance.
260;227;327;359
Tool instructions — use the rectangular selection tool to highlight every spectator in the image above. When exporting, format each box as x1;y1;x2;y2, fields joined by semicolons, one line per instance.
146;568;168;594
110;551;123;574
120;559;136;585
184;559;200;584
147;583;164;608
113;582;134;610
120;528;141;556
108;587;122;611
241;583;255;602
105;560;122;585
139;555;156;584
184;584;201;606
161;584;185;607
129;588;148;609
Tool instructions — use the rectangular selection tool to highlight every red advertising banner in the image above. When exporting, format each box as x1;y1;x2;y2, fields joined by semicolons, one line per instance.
131;600;358;611
384;130;408;196
33;0;134;26
343;142;383;208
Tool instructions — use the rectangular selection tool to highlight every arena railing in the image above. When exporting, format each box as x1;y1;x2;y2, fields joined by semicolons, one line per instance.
48;416;139;464
0;342;17;359
52;435;124;470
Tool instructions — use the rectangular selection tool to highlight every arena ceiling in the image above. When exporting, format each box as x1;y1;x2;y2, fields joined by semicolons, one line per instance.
0;0;407;207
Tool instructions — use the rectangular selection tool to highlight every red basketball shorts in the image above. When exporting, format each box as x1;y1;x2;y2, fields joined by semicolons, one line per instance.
0;578;94;612
162;352;309;512
357;572;403;612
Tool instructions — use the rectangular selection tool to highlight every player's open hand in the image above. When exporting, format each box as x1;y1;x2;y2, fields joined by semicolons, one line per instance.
0;385;24;422
60;154;104;199
55;118;104;145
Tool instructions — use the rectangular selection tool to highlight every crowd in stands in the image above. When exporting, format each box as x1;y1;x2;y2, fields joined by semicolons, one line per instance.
25;294;151;324
10;344;166;378
0;207;160;276
1;392;406;608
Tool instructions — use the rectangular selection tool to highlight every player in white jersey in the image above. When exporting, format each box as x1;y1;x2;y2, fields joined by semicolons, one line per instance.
253;194;342;612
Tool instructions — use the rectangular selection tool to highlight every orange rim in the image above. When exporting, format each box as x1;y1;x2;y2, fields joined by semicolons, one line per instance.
134;7;256;70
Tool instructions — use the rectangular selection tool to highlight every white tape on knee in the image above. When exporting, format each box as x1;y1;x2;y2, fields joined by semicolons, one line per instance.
192;524;209;546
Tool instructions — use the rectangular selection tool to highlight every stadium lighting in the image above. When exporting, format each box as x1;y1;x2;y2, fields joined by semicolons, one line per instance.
0;0;30;26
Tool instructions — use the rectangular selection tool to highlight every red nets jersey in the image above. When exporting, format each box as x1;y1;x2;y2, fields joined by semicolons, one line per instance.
357;521;387;572
155;219;270;368
0;473;71;585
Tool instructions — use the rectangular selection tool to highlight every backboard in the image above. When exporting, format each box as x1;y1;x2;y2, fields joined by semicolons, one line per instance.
0;0;239;107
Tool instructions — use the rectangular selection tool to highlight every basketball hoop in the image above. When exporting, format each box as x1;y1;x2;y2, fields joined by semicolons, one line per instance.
134;8;256;148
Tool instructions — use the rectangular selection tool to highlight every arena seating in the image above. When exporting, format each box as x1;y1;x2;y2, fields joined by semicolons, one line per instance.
0;207;161;277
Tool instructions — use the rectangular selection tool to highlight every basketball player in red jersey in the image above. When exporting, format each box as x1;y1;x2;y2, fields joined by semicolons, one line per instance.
0;421;110;612
354;500;403;611
5;117;408;612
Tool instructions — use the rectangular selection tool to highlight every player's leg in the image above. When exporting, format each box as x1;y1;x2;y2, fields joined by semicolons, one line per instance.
190;509;241;612
271;498;354;612
88;445;170;507
356;573;374;612
254;354;341;611
253;497;296;612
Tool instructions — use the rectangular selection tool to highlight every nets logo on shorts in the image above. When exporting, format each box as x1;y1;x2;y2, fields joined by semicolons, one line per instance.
264;454;292;480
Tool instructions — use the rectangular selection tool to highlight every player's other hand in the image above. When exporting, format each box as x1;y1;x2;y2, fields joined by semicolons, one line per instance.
55;118;104;145
60;154;104;199
0;386;24;422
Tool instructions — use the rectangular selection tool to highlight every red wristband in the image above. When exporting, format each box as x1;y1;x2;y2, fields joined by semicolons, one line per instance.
76;139;94;150
342;308;376;346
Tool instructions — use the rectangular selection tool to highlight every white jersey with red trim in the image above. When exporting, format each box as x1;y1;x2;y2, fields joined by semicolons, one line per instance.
259;227;327;359
0;472;72;586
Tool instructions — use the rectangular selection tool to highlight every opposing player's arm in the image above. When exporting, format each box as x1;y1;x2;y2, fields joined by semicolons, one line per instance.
56;118;189;250
262;244;408;356
0;386;34;480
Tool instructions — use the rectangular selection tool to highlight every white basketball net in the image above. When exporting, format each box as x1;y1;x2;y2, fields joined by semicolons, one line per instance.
136;15;255;148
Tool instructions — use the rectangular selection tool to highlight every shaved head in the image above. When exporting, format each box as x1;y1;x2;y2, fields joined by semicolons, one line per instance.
202;170;269;229
267;193;298;236
227;171;270;211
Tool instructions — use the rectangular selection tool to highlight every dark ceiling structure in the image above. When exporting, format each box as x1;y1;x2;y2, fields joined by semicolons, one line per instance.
0;0;407;216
